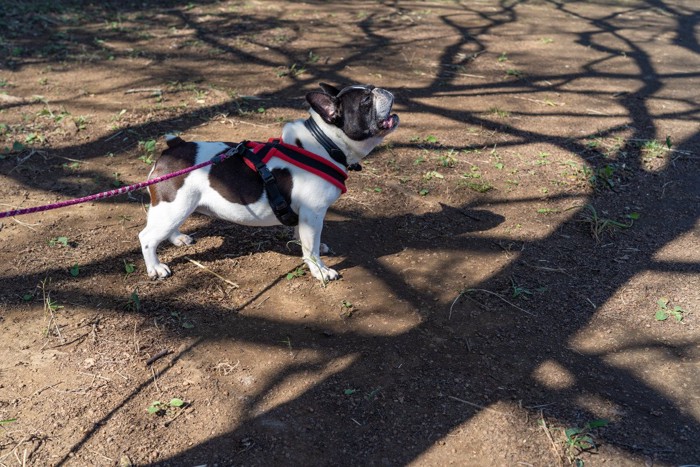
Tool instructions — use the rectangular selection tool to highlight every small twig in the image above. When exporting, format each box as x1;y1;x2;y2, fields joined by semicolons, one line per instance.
440;70;487;79
151;366;161;393
146;349;172;366
512;96;564;106
222;117;275;128
163;406;191;427
103;130;123;142
78;371;111;382
8;150;39;174
133;322;140;354
11;218;39;230
125;88;162;95
29;382;63;398
185;257;239;288
539;411;564;466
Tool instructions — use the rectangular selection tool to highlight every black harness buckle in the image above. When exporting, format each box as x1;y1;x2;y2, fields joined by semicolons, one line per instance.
241;142;299;227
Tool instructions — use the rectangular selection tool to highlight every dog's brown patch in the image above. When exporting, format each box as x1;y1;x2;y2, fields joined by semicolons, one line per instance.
209;154;293;207
148;139;197;206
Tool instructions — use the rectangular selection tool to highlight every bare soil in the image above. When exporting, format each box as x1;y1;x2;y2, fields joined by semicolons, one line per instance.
0;1;698;466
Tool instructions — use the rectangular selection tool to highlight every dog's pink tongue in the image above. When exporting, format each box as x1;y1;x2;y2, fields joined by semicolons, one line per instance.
382;115;398;129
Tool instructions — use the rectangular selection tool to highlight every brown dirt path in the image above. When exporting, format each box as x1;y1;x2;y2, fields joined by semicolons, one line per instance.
0;1;698;465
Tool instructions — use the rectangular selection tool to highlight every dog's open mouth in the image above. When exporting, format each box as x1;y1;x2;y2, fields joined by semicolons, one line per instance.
379;114;400;131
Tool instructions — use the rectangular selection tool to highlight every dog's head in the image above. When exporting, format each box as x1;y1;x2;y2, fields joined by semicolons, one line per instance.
305;83;399;161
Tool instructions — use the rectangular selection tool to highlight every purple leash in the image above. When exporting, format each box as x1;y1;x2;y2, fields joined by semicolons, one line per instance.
0;142;245;219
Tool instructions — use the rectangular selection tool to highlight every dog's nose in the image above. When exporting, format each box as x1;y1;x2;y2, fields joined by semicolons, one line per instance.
374;88;394;104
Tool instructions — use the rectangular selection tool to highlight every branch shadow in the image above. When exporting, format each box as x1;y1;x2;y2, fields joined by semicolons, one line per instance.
0;0;699;465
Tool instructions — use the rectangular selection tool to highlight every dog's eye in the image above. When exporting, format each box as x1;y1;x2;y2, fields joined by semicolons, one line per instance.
361;95;372;106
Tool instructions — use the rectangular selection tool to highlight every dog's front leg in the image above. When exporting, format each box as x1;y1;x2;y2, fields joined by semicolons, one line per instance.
296;208;339;282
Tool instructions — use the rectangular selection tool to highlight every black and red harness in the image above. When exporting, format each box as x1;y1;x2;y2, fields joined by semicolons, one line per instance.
226;137;349;227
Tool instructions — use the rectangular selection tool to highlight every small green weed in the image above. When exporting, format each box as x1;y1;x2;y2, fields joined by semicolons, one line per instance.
112;172;124;187
74;115;88;131
497;52;508;62
0;418;17;426
286;267;306;280
655;297;686;322
459;180;493;193
147;398;186;415
510;278;533;300
423;170;444;180
438;150;457;167
572;204;638;242
138;139;157;164
170;311;194;329
365;387;382;401
640;139;665;159
124;260;136;277
24;132;46;145
126;290;141;313
70;263;80;277
340;300;354;318
581;164;618;190
506;68;523;78
535;152;550;166
424;135;439;144
564;419;609;465
489;107;510;118
276;63;306;78
49;236;69;247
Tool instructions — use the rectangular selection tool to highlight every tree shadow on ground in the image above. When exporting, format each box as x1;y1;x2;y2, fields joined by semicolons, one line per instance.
1;0;699;465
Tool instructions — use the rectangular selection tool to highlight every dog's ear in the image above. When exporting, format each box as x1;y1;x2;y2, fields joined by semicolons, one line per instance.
306;91;339;124
319;82;341;96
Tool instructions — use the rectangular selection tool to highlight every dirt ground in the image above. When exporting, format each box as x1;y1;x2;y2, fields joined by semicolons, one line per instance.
0;0;698;466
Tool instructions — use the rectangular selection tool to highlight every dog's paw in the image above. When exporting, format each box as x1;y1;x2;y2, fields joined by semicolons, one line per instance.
170;233;194;247
309;265;340;282
147;263;172;279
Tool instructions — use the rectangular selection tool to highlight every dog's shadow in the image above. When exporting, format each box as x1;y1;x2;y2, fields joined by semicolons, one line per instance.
169;202;505;273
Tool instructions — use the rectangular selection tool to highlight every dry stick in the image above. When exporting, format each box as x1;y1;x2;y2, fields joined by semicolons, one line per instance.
146;349;172;366
163;406;191;428
133;322;140;354
124;88;162;95
539;411;564;467
150;366;161;393
449;288;535;319
0;435;36;464
512;95;563;106
185;256;239;288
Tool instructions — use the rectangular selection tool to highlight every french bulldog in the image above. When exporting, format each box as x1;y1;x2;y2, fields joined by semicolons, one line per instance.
139;83;399;282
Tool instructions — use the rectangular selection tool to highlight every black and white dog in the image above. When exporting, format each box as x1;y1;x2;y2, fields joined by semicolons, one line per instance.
139;83;399;282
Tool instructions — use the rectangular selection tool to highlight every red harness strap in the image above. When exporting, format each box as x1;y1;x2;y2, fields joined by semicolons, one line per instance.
242;139;348;193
